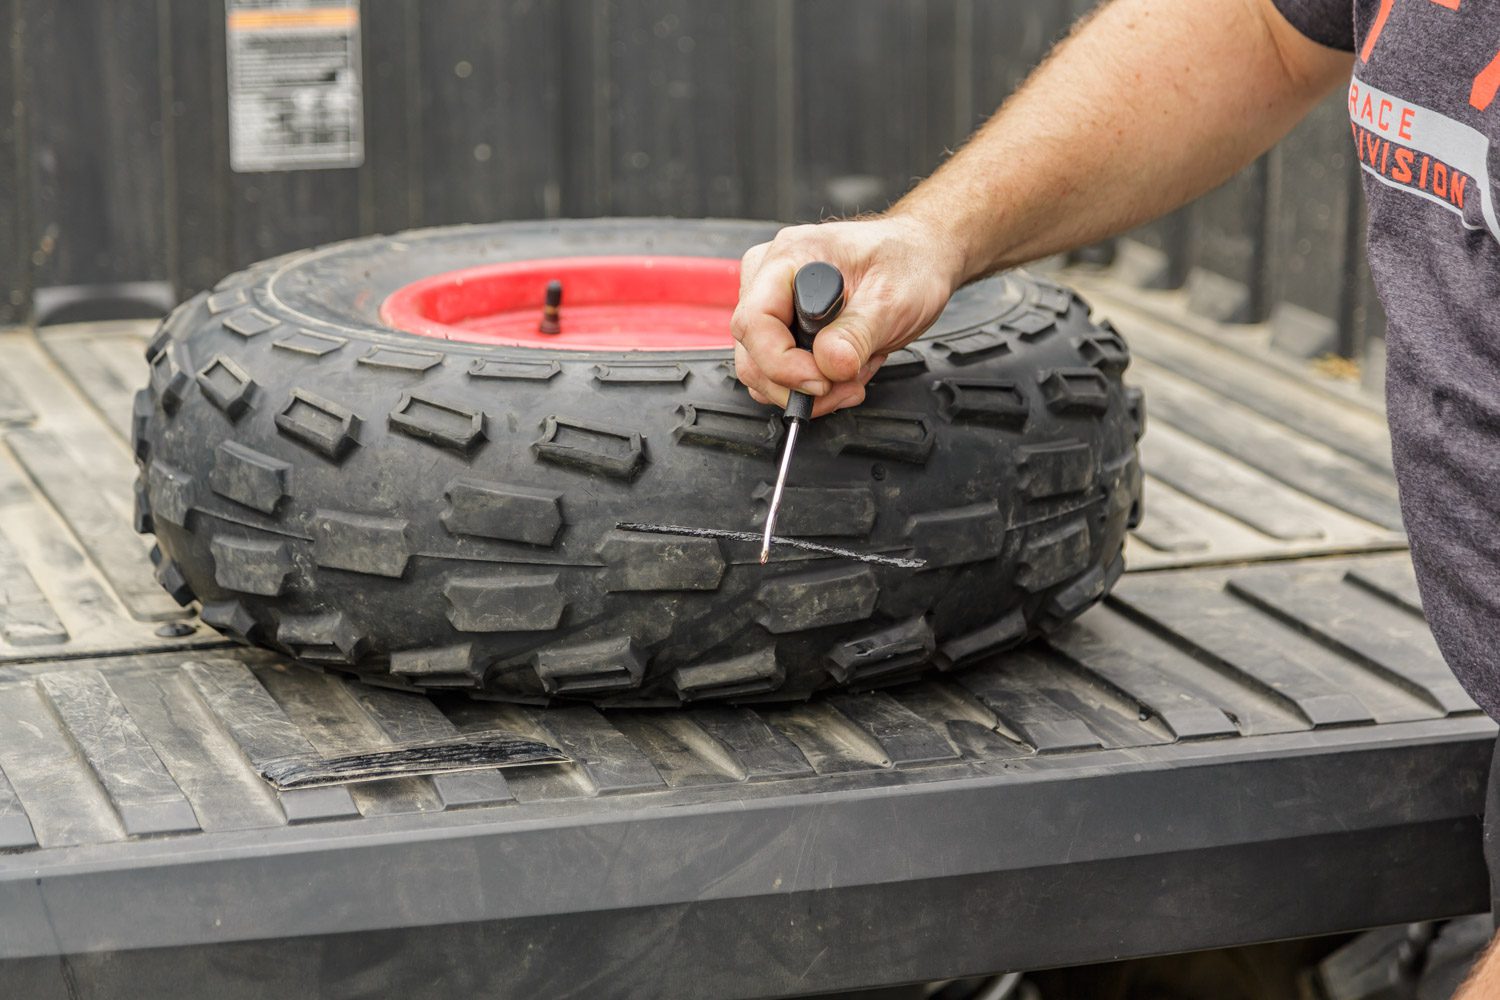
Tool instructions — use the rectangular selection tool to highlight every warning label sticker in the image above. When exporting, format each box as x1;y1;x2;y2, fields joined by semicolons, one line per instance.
226;0;363;172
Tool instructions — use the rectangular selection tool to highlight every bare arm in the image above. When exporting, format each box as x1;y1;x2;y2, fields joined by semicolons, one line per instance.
1457;937;1500;1000
732;0;1353;412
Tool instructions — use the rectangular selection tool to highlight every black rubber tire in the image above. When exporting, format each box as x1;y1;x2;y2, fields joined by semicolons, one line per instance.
134;219;1144;706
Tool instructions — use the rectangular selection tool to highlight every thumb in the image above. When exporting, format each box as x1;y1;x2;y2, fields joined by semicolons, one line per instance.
811;311;885;383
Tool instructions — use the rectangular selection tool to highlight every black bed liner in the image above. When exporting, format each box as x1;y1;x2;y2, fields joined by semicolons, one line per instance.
0;275;1488;999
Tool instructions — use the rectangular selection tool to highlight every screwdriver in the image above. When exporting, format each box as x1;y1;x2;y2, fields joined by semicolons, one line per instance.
759;261;846;564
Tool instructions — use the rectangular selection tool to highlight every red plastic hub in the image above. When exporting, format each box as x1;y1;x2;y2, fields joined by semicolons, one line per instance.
380;255;741;351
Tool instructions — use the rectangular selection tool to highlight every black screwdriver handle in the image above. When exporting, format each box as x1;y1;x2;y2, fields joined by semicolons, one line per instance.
784;262;846;423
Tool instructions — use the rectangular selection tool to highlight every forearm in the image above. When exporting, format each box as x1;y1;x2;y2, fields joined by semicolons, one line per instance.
893;0;1352;283
1457;935;1500;1000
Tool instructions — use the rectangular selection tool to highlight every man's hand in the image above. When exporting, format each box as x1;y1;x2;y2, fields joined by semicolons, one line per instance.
731;0;1349;416
731;215;966;417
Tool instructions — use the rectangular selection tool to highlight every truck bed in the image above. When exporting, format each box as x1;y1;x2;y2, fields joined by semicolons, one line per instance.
0;274;1490;1000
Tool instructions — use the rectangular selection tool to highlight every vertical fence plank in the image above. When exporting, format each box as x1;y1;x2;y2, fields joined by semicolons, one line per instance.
1;0;27;325
1267;90;1355;356
969;0;1067;115
1186;158;1273;324
22;0;168;294
603;1;747;217
165;0;231;297
360;0;421;237
729;0;793;220
415;0;562;227
792;0;962;220
220;0;368;266
557;0;611;218
98;0;169;287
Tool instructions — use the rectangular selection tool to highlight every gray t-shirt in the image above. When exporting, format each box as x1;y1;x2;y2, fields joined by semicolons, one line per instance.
1274;0;1500;717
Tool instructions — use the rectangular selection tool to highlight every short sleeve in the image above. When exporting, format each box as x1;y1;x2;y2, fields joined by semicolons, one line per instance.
1271;0;1356;52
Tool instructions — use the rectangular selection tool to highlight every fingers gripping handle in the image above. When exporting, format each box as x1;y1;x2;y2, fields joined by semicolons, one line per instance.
784;262;846;423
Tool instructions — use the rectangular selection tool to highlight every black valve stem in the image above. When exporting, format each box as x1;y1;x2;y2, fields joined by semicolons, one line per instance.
539;280;563;334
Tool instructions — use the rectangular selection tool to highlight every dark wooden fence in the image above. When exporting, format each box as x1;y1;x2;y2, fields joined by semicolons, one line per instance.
0;0;1382;367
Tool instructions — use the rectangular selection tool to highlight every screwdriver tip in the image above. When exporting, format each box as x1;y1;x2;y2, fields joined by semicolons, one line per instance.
759;548;769;565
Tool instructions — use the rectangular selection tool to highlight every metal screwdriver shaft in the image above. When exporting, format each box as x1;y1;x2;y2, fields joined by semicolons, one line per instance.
759;262;846;564
760;421;800;561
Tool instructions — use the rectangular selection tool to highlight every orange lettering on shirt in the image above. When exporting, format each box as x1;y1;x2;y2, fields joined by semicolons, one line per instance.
1361;0;1397;62
1398;108;1415;140
1450;172;1467;208
1378;99;1393;129
1393;147;1415;183
1471;50;1500;110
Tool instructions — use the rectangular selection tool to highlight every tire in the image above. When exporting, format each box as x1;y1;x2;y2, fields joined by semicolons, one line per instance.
134;219;1144;706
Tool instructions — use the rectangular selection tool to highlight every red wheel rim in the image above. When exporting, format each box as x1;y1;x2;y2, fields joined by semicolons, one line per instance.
380;255;741;351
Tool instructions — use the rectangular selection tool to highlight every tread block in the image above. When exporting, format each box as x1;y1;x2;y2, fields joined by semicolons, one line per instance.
276;389;361;460
828;409;935;464
205;288;248;315
389;392;486;453
1019;440;1095;499
757;565;879;634
442;477;562;546
534;416;645;480
597;529;725;591
469;358;561;381
131;388;152;461
1032;283;1073;315
934;378;1030;427
1045;553;1124;623
146;461;194;527
826;616;935;684
593;362;688;384
930;326;1012;363
751;483;875;537
391;643;480;687
904;502;1004;568
1017;518;1092;590
276;611;362;664
149;350;191;414
359;346;443;372
196;355;257;419
143;323;171;362
870;346;928;381
1077;326;1131;375
132;475;152;534
674;402;780;457
312;509;412;578
200;599;259;640
938;608;1027;665
1038;368;1111;413
672;647;783;700
1126;385;1146;440
445;572;565;632
533;635;644;695
273;329;347;356
1005;310;1058;339
154;557;195;606
210;440;291;515
222;308;279;338
211;536;294;596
